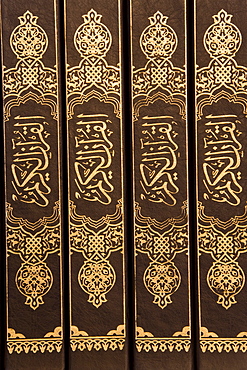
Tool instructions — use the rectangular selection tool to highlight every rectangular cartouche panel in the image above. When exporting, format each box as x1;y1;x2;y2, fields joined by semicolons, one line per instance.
1;0;64;369
131;0;191;368
65;0;126;368
196;0;247;368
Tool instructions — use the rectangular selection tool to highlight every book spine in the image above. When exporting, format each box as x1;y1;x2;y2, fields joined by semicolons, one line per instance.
65;0;127;367
196;0;247;368
1;1;64;368
131;0;191;368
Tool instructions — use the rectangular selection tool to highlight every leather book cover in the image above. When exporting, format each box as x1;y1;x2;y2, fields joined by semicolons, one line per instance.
196;0;247;368
65;0;127;368
1;0;64;368
131;0;192;368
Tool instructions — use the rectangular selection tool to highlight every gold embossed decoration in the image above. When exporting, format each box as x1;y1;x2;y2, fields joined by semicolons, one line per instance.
136;326;190;352
135;202;187;309
68;9;122;308
5;11;59;308
6;202;60;310
7;327;63;354
4;11;57;100
133;12;187;309
70;200;123;308
133;11;185;118
198;202;247;309
67;9;120;117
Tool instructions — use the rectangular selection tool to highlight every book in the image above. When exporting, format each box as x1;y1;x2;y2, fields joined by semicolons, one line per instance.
196;1;247;368
65;0;127;367
1;1;64;368
131;0;191;368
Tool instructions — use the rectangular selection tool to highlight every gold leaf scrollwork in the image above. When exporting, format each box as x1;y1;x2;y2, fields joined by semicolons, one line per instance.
4;11;57;98
203;10;241;59
207;261;245;309
135;202;188;309
4;10;61;313
10;11;48;59
107;325;125;336
140;11;178;59
197;9;246;97
143;261;181;309
6;202;60;309
70;200;123;308
133;11;185;107
4;9;62;355
201;327;218;338
67;9;120;118
132;11;188;318
16;262;53;310
200;327;247;353
74;9;112;59
198;202;247;309
78;260;116;308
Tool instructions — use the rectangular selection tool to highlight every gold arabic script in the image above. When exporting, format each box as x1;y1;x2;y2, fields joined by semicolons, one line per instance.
140;115;179;205
203;114;243;205
11;115;51;207
74;113;114;204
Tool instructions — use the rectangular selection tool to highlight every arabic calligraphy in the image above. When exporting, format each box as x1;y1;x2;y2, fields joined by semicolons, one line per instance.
11;115;51;207
140;115;179;205
203;114;243;206
74;113;114;205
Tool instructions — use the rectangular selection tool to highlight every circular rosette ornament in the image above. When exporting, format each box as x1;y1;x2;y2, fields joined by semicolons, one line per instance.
74;9;112;58
143;261;181;309
140;11;178;59
10;11;48;59
203;9;241;58
78;260;116;308
16;262;53;310
207;261;245;309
